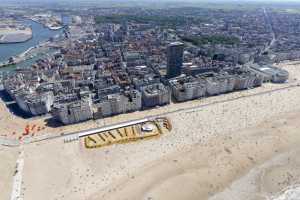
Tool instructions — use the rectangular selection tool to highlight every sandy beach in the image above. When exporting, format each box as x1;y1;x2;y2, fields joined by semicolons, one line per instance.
20;98;300;200
93;110;300;200
1;60;300;200
0;146;19;200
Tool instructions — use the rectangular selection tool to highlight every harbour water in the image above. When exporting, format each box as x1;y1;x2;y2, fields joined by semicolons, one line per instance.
0;19;63;63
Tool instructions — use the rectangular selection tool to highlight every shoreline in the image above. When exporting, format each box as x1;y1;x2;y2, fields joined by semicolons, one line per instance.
272;185;300;200
209;148;300;200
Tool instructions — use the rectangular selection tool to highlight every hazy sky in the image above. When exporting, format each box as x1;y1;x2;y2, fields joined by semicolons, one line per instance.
1;0;300;1
1;0;300;6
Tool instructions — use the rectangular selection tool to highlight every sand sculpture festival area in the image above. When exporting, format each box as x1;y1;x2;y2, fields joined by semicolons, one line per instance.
1;60;300;200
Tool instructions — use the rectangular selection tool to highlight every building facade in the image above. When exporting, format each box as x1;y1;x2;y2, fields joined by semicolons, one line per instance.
166;42;184;79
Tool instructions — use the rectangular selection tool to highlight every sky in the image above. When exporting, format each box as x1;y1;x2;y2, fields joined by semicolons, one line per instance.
11;0;299;1
1;0;300;6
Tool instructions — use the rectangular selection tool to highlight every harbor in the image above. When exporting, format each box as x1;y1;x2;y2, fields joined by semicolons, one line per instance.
0;18;65;71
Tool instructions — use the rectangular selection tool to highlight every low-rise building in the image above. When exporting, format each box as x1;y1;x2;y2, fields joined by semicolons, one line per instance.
52;97;93;125
15;91;54;116
141;83;170;108
169;75;206;102
93;90;142;119
249;64;289;83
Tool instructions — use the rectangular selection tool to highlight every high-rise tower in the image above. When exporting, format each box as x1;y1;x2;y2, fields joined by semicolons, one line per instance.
166;42;184;79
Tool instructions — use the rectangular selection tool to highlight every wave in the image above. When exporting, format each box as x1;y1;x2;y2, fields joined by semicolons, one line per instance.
271;185;300;200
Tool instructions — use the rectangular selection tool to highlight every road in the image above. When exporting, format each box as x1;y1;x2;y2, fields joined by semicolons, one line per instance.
10;146;24;200
262;7;276;54
64;117;152;142
0;136;20;146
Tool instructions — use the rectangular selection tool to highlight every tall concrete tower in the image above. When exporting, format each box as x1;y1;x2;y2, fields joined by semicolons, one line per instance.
166;42;184;79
